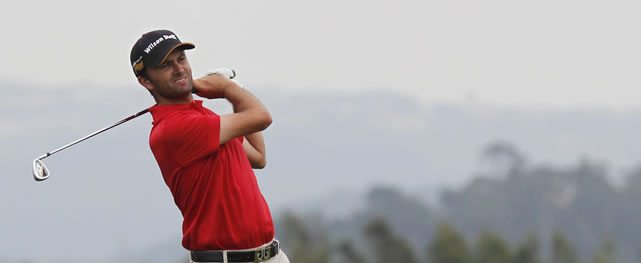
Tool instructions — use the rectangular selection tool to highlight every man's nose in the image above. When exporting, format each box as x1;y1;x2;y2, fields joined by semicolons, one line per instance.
172;62;185;74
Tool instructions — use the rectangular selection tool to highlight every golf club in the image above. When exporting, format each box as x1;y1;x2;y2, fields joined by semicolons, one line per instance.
32;108;150;181
32;68;237;182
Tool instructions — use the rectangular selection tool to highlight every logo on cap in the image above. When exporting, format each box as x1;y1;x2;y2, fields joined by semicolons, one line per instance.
132;56;144;73
144;34;178;54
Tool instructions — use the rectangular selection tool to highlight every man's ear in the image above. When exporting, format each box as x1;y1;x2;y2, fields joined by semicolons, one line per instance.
137;76;154;92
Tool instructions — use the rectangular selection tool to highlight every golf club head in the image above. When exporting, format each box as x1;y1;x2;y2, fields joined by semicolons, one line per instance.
32;159;50;181
208;68;236;79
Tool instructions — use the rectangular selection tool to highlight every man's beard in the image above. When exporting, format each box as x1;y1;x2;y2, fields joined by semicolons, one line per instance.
152;77;193;100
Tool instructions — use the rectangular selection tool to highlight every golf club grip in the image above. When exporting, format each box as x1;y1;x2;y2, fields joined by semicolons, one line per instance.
192;68;237;94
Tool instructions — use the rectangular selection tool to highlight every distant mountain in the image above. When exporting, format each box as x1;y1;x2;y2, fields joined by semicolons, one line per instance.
109;235;185;263
3;81;641;262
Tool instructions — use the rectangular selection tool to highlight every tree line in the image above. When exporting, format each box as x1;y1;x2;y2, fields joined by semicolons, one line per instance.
276;141;641;263
279;212;618;263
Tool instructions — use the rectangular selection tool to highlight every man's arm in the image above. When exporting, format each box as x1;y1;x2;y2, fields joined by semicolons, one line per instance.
192;75;272;145
243;132;266;169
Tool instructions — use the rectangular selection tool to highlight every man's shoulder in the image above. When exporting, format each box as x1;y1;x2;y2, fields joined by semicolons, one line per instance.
151;110;192;137
152;108;220;138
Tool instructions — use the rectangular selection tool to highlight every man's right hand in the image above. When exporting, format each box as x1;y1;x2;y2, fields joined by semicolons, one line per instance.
192;74;237;99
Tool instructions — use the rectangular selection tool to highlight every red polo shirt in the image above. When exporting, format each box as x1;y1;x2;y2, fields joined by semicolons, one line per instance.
148;100;274;250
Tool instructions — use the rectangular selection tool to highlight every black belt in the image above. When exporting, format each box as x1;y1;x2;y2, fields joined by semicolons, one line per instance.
190;240;279;263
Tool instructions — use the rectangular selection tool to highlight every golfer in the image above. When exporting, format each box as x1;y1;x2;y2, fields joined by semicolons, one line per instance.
130;29;289;263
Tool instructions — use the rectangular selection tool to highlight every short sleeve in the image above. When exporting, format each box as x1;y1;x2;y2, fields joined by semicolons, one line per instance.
165;112;221;166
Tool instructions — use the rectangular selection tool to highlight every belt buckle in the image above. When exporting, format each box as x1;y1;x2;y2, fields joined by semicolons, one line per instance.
254;245;271;263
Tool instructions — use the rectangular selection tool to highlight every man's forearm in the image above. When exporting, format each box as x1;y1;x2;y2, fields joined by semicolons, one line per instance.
245;132;266;156
243;131;267;168
224;83;268;117
216;81;272;144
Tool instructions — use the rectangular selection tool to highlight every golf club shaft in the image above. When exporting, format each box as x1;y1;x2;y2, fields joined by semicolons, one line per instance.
37;108;150;160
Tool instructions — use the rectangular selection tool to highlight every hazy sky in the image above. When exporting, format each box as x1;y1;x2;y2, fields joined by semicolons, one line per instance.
1;0;640;110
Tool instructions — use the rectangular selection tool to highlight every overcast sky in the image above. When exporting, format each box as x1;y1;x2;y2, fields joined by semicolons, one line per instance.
1;0;640;110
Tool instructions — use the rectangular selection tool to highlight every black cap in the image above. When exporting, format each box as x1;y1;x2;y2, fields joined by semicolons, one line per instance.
130;30;195;76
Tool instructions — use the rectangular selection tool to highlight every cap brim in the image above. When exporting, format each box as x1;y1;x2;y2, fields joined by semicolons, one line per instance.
158;42;195;66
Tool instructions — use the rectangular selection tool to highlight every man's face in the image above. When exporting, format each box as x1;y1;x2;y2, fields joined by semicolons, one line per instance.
143;49;193;102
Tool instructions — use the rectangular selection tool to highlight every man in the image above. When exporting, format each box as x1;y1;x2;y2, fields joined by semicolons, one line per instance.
130;29;289;263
